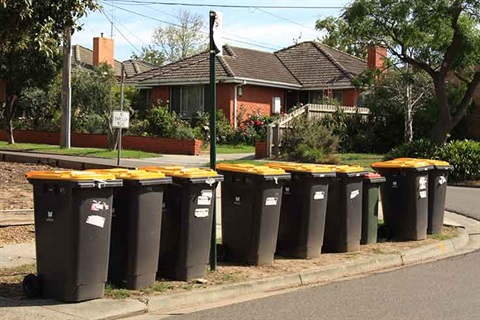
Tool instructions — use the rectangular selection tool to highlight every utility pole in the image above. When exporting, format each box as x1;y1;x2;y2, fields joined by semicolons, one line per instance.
60;27;72;149
117;64;125;166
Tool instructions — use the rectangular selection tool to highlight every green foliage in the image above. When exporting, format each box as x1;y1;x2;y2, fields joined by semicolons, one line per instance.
281;115;339;163
131;44;165;66
230;112;279;145
144;104;194;140
440;140;480;182
150;10;206;63
15;87;60;131
385;139;480;182
190;110;233;144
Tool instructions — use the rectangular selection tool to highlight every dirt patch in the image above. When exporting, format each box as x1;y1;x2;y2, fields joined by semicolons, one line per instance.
0;162;57;210
0;225;35;247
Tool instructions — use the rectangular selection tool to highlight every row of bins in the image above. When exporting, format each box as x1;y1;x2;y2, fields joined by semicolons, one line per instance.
25;167;222;302
24;158;451;302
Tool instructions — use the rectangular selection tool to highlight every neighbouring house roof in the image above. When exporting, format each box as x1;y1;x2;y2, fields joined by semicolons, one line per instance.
126;41;367;90
71;45;156;78
275;41;367;89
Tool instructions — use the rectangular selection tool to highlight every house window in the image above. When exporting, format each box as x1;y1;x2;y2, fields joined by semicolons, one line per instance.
171;85;209;118
272;96;282;114
333;90;344;104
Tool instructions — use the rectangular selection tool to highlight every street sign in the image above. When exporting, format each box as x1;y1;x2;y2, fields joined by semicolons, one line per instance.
112;111;129;129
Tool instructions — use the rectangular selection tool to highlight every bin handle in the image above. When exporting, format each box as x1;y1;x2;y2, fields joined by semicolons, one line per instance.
94;179;107;189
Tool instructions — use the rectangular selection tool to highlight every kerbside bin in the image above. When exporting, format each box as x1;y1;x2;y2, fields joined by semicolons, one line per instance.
371;160;433;241
141;166;223;281
265;162;335;259
24;171;122;302
89;169;172;289
323;165;367;253
393;158;453;234
361;173;386;244
216;163;291;265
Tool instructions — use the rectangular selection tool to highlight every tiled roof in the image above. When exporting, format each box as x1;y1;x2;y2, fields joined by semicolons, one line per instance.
274;41;367;88
71;45;156;78
126;41;366;89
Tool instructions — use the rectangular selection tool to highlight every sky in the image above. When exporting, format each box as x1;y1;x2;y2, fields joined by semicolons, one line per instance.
72;0;351;62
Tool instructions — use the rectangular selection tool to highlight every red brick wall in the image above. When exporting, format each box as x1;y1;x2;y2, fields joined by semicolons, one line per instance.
0;130;202;155
343;88;361;107
237;85;285;120
152;87;170;105
0;79;6;103
217;83;234;123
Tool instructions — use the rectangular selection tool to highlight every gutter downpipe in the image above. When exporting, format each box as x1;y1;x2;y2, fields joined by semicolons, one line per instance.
233;84;240;129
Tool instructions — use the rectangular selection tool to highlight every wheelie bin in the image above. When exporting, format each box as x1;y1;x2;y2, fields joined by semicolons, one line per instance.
361;173;386;244
323;165;367;253
371;159;433;241
266;162;335;259
216;163;291;265
393;158;453;234
88;169;172;289
141;166;223;281
24;171;122;302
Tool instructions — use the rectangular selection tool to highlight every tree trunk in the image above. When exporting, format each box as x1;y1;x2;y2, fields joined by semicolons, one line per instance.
4;95;16;144
404;67;414;142
431;75;452;145
107;120;118;151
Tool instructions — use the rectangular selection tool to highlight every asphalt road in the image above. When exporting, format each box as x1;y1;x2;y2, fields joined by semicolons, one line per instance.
446;186;480;220
166;251;480;320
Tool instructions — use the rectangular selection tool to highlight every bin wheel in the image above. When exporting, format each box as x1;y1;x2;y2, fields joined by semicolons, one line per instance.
378;225;391;240
216;244;227;262
23;274;41;298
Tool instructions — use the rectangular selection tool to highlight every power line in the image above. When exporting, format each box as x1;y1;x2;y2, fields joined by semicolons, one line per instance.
100;8;142;54
256;8;318;32
101;1;281;50
109;0;344;9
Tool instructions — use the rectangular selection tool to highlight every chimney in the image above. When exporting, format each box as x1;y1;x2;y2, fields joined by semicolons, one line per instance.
93;33;115;69
367;45;387;71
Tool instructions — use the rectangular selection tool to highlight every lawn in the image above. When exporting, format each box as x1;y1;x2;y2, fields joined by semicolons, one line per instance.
0;142;162;159
211;144;255;154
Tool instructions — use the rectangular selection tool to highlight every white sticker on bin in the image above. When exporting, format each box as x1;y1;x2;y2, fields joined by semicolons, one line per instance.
419;177;428;190
314;191;325;200
350;190;360;199
86;215;106;228
419;190;427;199
198;190;213;206
265;197;278;206
195;208;209;218
439;176;447;185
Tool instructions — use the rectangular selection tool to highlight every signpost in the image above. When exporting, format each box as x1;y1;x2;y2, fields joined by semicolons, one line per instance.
112;109;129;166
209;10;222;271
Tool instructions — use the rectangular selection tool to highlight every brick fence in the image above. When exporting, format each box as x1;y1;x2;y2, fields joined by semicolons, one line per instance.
0;130;203;155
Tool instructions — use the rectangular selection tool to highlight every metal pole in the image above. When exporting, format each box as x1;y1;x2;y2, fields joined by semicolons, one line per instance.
209;10;217;271
117;64;125;166
60;27;72;149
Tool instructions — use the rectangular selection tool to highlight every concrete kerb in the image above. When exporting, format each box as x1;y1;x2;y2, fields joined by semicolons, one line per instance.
143;227;470;315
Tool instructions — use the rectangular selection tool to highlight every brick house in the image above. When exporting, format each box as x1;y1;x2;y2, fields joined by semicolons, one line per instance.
127;41;385;125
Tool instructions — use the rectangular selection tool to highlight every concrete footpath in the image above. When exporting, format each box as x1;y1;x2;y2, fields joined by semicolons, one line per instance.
0;211;478;320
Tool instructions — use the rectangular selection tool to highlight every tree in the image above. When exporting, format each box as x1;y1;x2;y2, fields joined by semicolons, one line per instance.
318;0;480;144
315;16;367;58
150;10;207;63
131;45;166;66
0;1;98;143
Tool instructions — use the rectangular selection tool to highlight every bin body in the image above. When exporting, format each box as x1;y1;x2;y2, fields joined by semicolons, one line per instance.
219;170;289;265
28;174;121;302
323;171;365;253
158;175;222;281
361;174;386;244
108;176;171;289
372;162;431;241
273;169;334;259
427;164;452;234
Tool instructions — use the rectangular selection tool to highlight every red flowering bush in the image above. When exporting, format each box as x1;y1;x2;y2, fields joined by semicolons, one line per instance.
230;112;279;145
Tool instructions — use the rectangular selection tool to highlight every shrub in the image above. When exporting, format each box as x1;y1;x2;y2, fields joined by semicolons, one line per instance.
190;110;233;144
144;104;194;140
440;140;480;182
230;112;280;145
384;139;441;160
384;139;480;182
281;115;339;163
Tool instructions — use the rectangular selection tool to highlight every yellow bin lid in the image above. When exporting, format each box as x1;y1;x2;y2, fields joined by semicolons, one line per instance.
216;163;286;175
266;162;335;173
85;168;166;180
394;158;450;166
142;166;218;178
371;159;432;169
26;170;117;181
312;164;365;173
